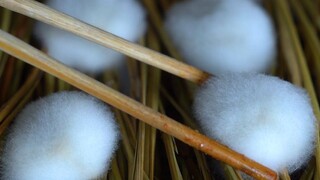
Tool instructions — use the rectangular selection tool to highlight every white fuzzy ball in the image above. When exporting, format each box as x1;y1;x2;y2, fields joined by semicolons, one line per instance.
1;91;119;180
33;0;146;73
165;0;276;75
194;74;316;172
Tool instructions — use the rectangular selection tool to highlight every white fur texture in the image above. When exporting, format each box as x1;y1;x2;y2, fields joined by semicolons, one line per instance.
34;0;146;73
165;0;276;75
194;74;316;172
1;91;119;180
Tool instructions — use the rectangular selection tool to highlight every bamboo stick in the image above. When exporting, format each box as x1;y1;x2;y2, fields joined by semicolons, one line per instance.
0;29;276;180
0;0;209;85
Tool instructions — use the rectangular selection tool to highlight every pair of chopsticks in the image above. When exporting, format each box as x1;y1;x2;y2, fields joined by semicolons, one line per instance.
0;0;277;179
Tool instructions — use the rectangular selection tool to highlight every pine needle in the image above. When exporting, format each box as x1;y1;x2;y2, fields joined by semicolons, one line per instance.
0;68;41;125
224;165;243;180
110;156;122;180
0;68;41;136
141;0;183;61
274;0;320;178
280;169;291;180
290;0;320;95
274;0;302;85
299;159;315;180
160;111;183;180
0;8;11;77
2;0;320;179
143;28;161;180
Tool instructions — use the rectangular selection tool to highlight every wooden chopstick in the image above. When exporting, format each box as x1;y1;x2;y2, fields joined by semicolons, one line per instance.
0;0;210;85
0;29;276;180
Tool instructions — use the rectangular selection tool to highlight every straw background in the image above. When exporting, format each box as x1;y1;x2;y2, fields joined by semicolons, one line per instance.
0;0;319;179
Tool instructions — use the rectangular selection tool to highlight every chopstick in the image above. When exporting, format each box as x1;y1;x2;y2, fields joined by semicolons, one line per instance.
0;29;276;180
0;0;209;85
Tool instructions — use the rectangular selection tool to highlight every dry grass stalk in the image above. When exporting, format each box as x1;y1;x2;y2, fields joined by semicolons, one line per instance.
0;0;280;178
0;68;41;136
44;73;56;94
0;8;11;77
299;159;315;180
101;71;135;180
161;133;183;180
274;1;302;85
290;0;320;94
0;68;41;124
0;12;32;103
114;109;135;163
109;157;122;180
0;58;15;103
141;0;183;61
9;60;25;95
141;28;161;179
102;70;138;178
279;170;290;180
0;88;33;136
300;0;320;32
161;87;214;179
1;0;319;179
159;103;183;180
224;165;243;180
274;1;320;179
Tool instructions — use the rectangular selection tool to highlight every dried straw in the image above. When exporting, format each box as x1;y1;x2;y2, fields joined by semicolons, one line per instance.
0;0;319;179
